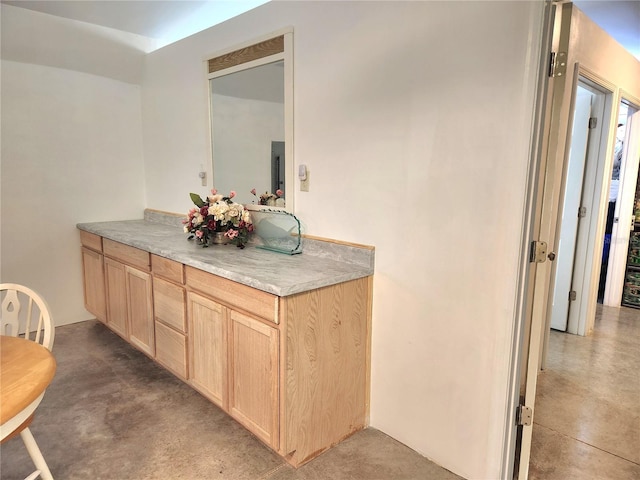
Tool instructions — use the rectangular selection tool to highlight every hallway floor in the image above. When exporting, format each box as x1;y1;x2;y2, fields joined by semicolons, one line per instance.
528;305;640;479
0;320;461;480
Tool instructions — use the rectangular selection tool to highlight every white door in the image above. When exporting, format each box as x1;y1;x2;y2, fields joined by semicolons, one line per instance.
514;4;579;477
549;87;592;331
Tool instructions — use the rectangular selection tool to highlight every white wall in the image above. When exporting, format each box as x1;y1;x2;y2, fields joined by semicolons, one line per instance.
142;2;546;478
0;6;147;326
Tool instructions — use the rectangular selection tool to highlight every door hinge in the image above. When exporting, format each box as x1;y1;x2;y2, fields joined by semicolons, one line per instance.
516;405;533;426
569;290;577;301
549;51;567;78
589;117;597;129
529;240;548;263
578;206;587;218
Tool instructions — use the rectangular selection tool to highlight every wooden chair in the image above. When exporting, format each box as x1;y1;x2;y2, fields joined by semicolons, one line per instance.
1;283;55;480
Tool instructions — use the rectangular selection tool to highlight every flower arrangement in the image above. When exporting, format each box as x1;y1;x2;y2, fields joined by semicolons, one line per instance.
184;188;254;248
251;188;285;207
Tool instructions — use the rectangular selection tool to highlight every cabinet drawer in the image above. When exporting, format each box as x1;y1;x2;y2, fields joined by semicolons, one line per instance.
153;277;186;333
80;231;102;252
155;321;187;379
152;254;184;284
104;239;150;271
185;266;279;324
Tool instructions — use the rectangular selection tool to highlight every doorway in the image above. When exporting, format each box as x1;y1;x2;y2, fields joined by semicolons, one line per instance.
271;141;285;196
601;103;640;306
541;78;611;366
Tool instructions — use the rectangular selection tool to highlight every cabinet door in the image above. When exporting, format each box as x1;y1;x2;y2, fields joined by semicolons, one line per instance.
229;310;279;449
187;292;227;409
81;247;106;322
104;257;128;338
126;266;155;357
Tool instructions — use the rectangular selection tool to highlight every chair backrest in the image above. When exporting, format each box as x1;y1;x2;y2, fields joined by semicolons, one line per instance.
0;284;54;351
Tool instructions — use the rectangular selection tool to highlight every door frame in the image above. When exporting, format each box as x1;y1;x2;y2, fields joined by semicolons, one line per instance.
563;71;613;337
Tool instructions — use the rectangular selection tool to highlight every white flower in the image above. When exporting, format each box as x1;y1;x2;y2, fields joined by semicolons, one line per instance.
228;205;240;218
210;201;229;222
208;194;223;203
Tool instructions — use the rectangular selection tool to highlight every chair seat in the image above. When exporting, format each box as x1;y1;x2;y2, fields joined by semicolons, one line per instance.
0;337;56;427
1;283;57;480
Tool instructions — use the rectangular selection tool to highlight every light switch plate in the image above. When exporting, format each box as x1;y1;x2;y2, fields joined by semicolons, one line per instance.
300;171;309;192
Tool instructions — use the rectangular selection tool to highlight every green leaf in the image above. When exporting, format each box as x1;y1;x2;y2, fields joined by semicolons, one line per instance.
190;193;205;208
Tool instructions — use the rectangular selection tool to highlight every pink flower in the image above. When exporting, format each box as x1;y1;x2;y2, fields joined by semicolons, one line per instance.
229;190;236;198
195;230;203;238
276;189;283;197
210;188;217;195
225;229;239;239
250;188;257;196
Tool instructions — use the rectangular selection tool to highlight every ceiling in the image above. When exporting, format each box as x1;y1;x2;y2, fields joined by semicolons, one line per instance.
1;0;639;58
574;0;640;59
1;0;269;48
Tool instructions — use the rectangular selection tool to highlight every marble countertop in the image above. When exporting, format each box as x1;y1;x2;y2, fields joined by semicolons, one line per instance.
77;219;374;297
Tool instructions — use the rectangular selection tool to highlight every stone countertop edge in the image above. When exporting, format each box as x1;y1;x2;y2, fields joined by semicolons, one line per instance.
77;218;374;297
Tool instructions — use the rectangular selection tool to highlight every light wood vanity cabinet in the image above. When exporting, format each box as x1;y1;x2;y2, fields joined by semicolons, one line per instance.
184;265;371;465
83;235;155;356
185;265;281;449
79;230;372;467
104;257;155;356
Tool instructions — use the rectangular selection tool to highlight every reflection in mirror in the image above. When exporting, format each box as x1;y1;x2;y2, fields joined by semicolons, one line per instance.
210;60;284;206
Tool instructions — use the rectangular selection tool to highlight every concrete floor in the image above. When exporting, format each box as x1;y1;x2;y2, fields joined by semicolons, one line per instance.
528;305;640;480
0;320;461;480
4;306;637;479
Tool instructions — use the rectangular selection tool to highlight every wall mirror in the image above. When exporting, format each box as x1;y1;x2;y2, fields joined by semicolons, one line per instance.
207;31;293;211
